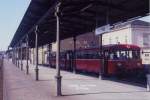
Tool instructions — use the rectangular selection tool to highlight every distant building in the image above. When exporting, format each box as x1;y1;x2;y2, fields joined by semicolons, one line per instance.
52;32;100;52
102;20;150;65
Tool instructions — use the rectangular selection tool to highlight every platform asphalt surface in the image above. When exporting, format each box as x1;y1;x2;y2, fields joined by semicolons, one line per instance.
3;60;150;100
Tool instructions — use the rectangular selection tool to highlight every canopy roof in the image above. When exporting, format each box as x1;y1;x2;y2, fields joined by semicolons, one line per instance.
10;0;149;48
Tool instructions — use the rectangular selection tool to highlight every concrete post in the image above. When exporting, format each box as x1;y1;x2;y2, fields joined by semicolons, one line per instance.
35;26;39;81
26;35;29;74
55;2;62;96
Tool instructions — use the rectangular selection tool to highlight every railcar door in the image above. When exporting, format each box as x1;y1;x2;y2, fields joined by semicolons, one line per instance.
103;50;109;76
65;51;74;71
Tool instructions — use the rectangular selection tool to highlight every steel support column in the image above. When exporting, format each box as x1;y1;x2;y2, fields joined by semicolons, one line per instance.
15;47;17;66
17;46;20;68
48;43;51;67
20;41;23;71
26;35;29;74
14;47;16;65
12;48;13;63
55;2;62;96
35;26;39;81
13;47;15;64
42;46;44;65
73;36;76;73
99;34;104;79
12;48;14;64
16;46;18;67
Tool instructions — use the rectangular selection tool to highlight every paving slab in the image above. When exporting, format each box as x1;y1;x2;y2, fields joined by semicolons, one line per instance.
3;60;150;100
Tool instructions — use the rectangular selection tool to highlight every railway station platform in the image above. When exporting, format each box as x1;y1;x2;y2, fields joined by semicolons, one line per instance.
3;59;150;100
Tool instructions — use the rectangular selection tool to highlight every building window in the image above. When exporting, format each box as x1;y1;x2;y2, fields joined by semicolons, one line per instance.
125;35;128;44
109;37;111;44
143;34;150;47
145;54;149;57
115;37;119;44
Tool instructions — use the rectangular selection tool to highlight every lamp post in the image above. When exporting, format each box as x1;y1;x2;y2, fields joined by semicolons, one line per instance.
55;2;62;96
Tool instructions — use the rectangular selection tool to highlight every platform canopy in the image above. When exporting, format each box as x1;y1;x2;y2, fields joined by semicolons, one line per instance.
10;0;149;48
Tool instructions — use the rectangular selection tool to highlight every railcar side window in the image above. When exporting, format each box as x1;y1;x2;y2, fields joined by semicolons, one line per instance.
76;50;101;59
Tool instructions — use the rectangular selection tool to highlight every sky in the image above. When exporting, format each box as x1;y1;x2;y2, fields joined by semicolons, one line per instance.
0;0;31;51
0;1;149;51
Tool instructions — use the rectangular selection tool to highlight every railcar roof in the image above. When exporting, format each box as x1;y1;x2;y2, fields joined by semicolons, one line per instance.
76;44;140;51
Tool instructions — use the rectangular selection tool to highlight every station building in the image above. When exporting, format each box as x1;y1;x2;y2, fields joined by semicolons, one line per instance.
102;20;150;65
30;20;150;66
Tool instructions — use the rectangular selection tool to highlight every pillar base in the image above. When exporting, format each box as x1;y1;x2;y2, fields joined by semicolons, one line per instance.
55;75;62;96
99;73;106;80
147;84;150;92
16;62;18;67
73;67;76;74
18;64;20;68
73;69;76;74
147;74;150;92
26;65;29;74
17;61;19;68
99;75;102;80
21;64;23;70
35;68;39;81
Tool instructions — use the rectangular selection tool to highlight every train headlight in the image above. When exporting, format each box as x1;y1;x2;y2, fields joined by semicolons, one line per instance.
117;62;122;67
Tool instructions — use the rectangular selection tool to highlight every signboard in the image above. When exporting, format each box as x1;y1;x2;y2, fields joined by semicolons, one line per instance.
95;24;110;35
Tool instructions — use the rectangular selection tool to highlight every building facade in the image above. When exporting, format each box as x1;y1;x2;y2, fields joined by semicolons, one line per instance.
52;32;100;52
102;20;150;65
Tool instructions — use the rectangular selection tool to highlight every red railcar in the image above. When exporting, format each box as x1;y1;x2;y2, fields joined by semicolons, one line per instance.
75;48;101;73
75;44;143;76
48;44;143;77
49;51;74;70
